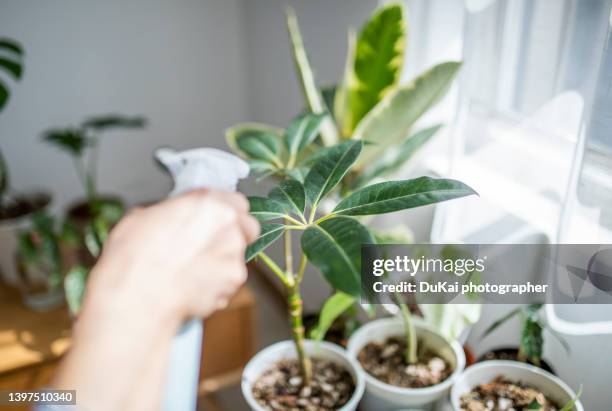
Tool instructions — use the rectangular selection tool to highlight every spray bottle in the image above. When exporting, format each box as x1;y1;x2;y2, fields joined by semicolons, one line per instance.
154;147;249;411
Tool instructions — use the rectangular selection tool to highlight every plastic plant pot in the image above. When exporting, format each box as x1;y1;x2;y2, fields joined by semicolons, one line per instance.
346;317;466;411
241;340;365;411
450;360;584;411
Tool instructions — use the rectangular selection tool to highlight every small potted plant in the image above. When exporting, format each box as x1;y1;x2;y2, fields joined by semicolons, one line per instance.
42;114;145;266
15;212;64;310
451;360;583;410
479;304;570;373
346;287;466;410
0;38;52;285
237;109;475;409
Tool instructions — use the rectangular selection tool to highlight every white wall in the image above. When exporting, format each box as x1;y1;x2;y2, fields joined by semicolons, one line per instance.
0;0;249;209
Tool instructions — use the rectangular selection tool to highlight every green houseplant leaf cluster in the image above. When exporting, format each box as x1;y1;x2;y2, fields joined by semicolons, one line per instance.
241;112;476;383
227;2;461;194
0;37;25;200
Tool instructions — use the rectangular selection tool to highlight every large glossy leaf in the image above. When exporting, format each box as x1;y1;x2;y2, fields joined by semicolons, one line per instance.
248;197;287;222
309;291;356;341
43;128;89;156
235;130;284;168
245;223;285;262
304;140;362;209
355;124;442;187
268;179;305;217
301;216;373;297
82;114;146;130
333;177;476;216
340;3;405;135
285;113;326;160
225;123;284;158
286;8;338;146
352;62;461;168
64;265;89;316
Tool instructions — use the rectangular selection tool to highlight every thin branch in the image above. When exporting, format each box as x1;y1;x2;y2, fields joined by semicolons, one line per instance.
258;252;292;287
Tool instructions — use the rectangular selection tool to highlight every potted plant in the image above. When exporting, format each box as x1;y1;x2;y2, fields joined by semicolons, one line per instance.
15;212;65;310
451;361;583;410
479;304;570;373
237;108;475;409
227;2;471;345
345;282;466;410
42;114;144;266
0;38;52;285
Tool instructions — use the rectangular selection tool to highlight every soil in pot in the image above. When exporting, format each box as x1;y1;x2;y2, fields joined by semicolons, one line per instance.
252;358;355;410
0;193;50;220
479;348;555;374
460;375;561;410
358;336;452;388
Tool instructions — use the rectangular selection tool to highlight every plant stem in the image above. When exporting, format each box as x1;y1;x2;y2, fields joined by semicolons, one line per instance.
296;254;307;285
397;297;417;364
284;215;305;226
284;225;294;277
258;252;292;287
288;284;312;385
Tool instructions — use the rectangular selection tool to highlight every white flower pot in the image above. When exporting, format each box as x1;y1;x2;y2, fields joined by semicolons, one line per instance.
241;340;365;411
347;317;466;411
450;360;584;411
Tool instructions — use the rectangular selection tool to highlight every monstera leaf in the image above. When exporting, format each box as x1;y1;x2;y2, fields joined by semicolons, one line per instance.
301;216;373;297
286;8;338;146
332;177;476;216
43;128;89;156
336;3;405;136
0;38;24;112
352;62;461;169
81;114;146;130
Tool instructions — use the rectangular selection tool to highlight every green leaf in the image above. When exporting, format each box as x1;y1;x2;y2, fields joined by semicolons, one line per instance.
560;386;582;411
0;38;24;56
64;266;89;316
527;399;542;409
268;179;306;218
340;3;405;135
304;140;362;209
0;79;8;112
356;124;442;186
225;123;284;158
235;130;284;168
353;62;461;169
82;114;146;130
301;216;373;297
245;223;285;262
0;56;23;80
248;196;288;222
285;113;326;159
309;292;356;341
286;7;338;146
321;86;336;115
481;308;522;339
43;127;89;157
332;177;476;216
520;316;543;366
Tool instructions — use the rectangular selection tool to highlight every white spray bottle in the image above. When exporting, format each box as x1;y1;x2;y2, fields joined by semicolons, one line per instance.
154;147;249;411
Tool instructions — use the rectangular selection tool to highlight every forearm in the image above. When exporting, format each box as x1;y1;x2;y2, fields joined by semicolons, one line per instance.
52;268;181;411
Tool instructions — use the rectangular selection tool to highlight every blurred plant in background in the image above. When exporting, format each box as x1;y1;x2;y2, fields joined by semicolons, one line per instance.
38;114;146;315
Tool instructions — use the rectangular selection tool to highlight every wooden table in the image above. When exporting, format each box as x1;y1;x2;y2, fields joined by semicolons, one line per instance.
0;283;256;411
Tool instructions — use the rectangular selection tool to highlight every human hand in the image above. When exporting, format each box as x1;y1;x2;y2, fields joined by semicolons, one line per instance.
85;190;260;324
